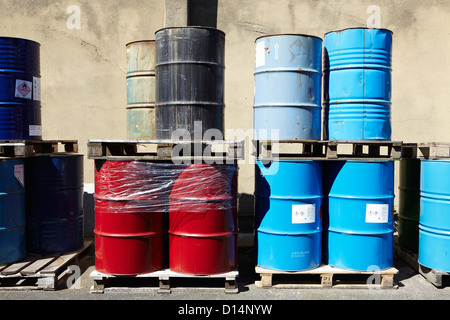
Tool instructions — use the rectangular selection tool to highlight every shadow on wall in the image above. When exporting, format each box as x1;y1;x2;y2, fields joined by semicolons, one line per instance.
83;191;95;237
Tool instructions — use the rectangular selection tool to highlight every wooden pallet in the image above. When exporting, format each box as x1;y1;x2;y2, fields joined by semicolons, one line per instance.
0;241;92;290
88;139;245;162
0;140;78;158
394;238;450;288
90;269;239;294
400;142;450;159
255;265;398;289
253;140;403;160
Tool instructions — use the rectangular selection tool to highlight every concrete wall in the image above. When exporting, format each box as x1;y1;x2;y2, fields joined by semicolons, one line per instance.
1;0;449;225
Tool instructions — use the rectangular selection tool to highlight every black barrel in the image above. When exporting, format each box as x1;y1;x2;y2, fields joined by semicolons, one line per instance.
155;27;225;140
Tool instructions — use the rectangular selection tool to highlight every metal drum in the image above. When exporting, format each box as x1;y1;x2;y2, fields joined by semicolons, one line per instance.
254;34;323;140
155;27;225;140
169;163;238;275
0;37;42;140
255;160;323;271
325;161;394;271
94;160;182;275
25;155;83;255
126;40;156;139
0;159;26;264
397;159;421;252
324;28;392;140
419;160;450;272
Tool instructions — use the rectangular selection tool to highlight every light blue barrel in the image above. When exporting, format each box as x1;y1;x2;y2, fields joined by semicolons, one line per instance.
255;160;323;271
419;160;450;272
254;34;322;140
0;158;26;264
324;28;392;140
325;161;394;271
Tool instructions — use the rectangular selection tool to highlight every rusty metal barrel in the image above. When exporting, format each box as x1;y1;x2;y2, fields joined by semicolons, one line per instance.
155;27;225;140
126;40;156;139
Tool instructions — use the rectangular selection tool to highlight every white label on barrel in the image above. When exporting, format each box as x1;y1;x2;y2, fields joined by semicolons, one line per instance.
365;204;389;223
14;79;33;100
255;41;265;67
292;204;315;224
29;125;42;137
14;164;24;187
33;77;41;101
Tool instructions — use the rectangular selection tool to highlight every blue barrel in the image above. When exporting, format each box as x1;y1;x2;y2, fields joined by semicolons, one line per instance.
325;161;394;271
0;37;42;140
324;28;392;140
0;158;26;264
25;155;84;255
255;160;323;271
419;160;450;272
254;34;322;140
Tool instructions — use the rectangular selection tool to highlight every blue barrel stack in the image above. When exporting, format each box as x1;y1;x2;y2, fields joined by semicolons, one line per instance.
0;37;84;266
254;28;397;274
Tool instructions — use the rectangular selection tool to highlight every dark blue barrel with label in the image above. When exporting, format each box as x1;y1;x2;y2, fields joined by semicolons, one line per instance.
0;37;42;140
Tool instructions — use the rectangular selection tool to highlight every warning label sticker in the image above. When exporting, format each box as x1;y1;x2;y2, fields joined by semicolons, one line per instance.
365;204;389;223
33;77;41;101
292;204;315;224
15;79;33;100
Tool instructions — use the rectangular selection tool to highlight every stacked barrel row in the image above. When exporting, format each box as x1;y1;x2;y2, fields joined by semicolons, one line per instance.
254;28;395;272
0;37;84;265
398;158;450;273
95;27;238;276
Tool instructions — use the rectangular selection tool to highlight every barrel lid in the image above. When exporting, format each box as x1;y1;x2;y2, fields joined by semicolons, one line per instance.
255;33;323;42
170;163;233;201
0;36;41;47
155;26;225;36
126;39;155;47
324;27;393;36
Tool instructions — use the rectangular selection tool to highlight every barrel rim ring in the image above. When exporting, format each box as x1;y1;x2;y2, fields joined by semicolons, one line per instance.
324;27;393;36
155;26;225;36
126;39;155;47
27;154;84;159
0;36;41;46
255;33;323;42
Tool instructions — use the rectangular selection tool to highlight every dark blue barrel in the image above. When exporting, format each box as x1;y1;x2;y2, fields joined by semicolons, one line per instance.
255;160;323;271
254;34;323;140
0;158;26;264
419;159;450;272
25;155;84;255
325;161;394;271
0;37;42;140
324;28;392;140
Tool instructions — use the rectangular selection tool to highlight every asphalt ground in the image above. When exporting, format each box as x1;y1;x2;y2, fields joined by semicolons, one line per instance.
0;241;449;318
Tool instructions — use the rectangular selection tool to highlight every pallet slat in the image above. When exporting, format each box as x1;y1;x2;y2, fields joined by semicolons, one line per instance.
253;140;403;160
87;139;245;161
0;241;92;290
90;269;239;294
0;140;78;158
255;265;398;289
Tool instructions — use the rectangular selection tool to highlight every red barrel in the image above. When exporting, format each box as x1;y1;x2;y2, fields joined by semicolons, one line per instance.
169;163;238;275
94;160;175;275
